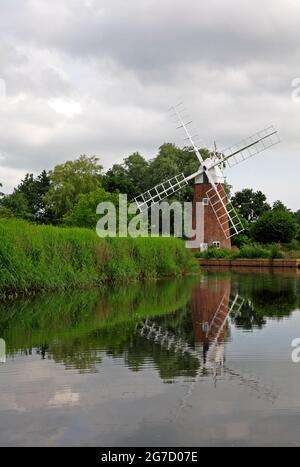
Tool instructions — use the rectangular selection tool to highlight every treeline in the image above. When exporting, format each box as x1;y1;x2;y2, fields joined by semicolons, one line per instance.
0;144;200;226
0;143;299;245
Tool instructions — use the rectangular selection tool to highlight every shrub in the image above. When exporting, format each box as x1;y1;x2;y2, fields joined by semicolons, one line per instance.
283;240;300;251
231;233;251;248
195;248;232;259
196;244;285;260
251;210;298;244
237;245;271;259
268;245;285;259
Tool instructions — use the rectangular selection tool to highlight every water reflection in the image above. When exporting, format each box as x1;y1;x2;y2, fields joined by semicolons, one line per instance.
136;276;235;382
0;272;299;379
0;278;196;374
135;276;279;404
1;271;300;446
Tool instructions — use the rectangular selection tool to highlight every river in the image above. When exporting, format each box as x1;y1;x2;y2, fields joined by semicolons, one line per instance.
0;270;300;447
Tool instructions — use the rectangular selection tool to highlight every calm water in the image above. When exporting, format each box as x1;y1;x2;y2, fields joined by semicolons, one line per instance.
0;271;300;447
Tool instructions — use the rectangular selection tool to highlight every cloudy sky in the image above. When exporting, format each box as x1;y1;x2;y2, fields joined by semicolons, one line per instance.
0;0;299;208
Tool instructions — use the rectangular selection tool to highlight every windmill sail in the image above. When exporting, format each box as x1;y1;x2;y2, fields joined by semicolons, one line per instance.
203;165;244;239
134;172;193;212
206;185;244;239
217;126;280;169
169;104;204;164
206;293;244;343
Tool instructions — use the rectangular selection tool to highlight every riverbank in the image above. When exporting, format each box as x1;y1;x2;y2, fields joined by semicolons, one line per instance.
0;220;196;297
197;258;300;269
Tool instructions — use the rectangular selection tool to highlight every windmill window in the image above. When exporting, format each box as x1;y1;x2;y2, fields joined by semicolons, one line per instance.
212;241;221;249
203;198;209;205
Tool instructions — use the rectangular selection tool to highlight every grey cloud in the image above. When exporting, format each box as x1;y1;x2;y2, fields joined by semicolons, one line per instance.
2;66;70;98
3;1;299;73
0;0;299;209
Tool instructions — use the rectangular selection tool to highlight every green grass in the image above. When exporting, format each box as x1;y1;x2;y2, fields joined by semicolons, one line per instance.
195;244;285;260
279;240;300;259
0;219;196;295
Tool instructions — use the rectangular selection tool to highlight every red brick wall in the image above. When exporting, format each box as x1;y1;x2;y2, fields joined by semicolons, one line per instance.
193;183;231;249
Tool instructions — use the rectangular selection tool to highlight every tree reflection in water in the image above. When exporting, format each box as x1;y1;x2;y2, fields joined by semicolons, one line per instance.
0;271;299;382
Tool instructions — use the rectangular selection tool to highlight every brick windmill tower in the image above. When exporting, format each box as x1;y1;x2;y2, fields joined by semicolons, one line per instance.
134;104;280;250
193;154;232;250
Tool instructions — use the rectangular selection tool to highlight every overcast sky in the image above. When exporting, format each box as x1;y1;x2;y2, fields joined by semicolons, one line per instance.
0;0;299;208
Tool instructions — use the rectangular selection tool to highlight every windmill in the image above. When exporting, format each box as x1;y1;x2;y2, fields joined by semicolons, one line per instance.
134;103;280;250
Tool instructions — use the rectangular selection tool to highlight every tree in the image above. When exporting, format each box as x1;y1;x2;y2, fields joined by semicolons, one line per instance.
295;210;300;223
14;170;51;223
45;155;103;223
148;145;180;184
272;200;290;212
63;188;119;229
1;191;33;220
102;153;150;200
294;210;300;240
231;189;271;223
103;164;137;200
123;152;150;194
0;205;13;218
34;170;52;223
251;210;298;244
147;143;201;202
103;144;210;203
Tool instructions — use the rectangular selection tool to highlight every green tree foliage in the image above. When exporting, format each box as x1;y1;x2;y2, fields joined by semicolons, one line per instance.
104;152;150;199
272;200;290;212
294;210;300;240
1;191;33;220
0;182;7;216
64;188;119;229
294;210;300;223
124;152;150;193
147;143;201;202
103;164;137;199
15;173;36;209
45;155;103;223
0;171;52;223
0;205;13;218
251;210;299;243
231;189;271;222
149;144;183;183
15;170;51;223
102;144;203;202
0;183;8;217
